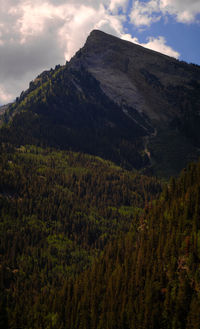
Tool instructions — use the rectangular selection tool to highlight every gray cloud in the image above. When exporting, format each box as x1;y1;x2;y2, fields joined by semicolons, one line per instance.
0;0;128;103
0;1;68;103
0;0;184;104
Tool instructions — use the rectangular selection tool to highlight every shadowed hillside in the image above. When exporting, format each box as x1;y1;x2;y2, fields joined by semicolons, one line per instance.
1;30;200;177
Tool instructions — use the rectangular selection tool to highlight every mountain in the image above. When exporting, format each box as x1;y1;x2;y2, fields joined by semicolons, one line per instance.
1;30;200;329
1;30;200;177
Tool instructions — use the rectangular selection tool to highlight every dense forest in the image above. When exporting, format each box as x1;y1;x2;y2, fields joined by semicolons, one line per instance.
0;144;161;328
61;162;200;329
0;144;200;328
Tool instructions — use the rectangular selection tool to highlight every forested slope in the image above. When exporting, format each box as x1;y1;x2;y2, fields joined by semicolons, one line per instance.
0;144;161;328
47;163;200;329
51;161;200;329
0;64;149;171
1;144;200;328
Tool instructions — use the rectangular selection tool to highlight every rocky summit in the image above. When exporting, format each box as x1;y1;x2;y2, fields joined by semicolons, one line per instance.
1;30;200;177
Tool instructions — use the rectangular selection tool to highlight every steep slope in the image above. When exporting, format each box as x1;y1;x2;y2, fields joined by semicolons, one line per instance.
74;30;200;126
0;144;161;328
1;147;200;328
1;30;200;176
71;30;200;177
0;104;10;123
0;104;10;115
47;161;200;329
0;64;149;170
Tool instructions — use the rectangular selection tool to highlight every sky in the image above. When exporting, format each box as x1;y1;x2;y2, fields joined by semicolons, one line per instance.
0;0;200;105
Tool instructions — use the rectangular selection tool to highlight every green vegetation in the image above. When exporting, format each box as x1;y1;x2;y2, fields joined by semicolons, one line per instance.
0;64;148;171
1;144;200;328
31;160;200;329
149;129;200;178
0;144;161;328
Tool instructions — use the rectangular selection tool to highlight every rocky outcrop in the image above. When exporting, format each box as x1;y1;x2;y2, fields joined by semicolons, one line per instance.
1;30;200;177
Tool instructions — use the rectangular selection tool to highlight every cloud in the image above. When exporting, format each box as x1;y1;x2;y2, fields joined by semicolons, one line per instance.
130;0;161;27
130;0;200;26
160;0;200;23
108;0;128;13
0;0;180;104
141;36;180;58
0;85;13;104
0;0;129;104
121;33;180;58
121;33;140;43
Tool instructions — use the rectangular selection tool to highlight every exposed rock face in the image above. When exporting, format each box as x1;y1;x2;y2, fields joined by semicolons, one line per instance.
0;104;10;115
0;103;11;125
1;30;200;177
71;30;200;128
69;30;200;177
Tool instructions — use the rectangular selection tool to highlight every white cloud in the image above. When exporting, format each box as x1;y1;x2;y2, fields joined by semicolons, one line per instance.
130;0;200;26
141;36;180;58
109;0;128;13
58;4;108;60
0;0;182;104
130;0;161;27
160;0;200;23
0;0;128;104
121;33;140;43
121;33;180;58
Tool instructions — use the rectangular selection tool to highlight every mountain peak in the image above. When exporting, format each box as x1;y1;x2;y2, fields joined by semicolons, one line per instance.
1;30;200;177
82;29;125;55
71;30;179;125
72;30;200;124
86;29;124;44
88;29;107;37
83;29;138;55
84;29;172;60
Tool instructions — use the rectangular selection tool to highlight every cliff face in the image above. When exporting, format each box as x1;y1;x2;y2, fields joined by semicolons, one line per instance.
71;30;200;177
1;30;200;177
71;30;200;125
